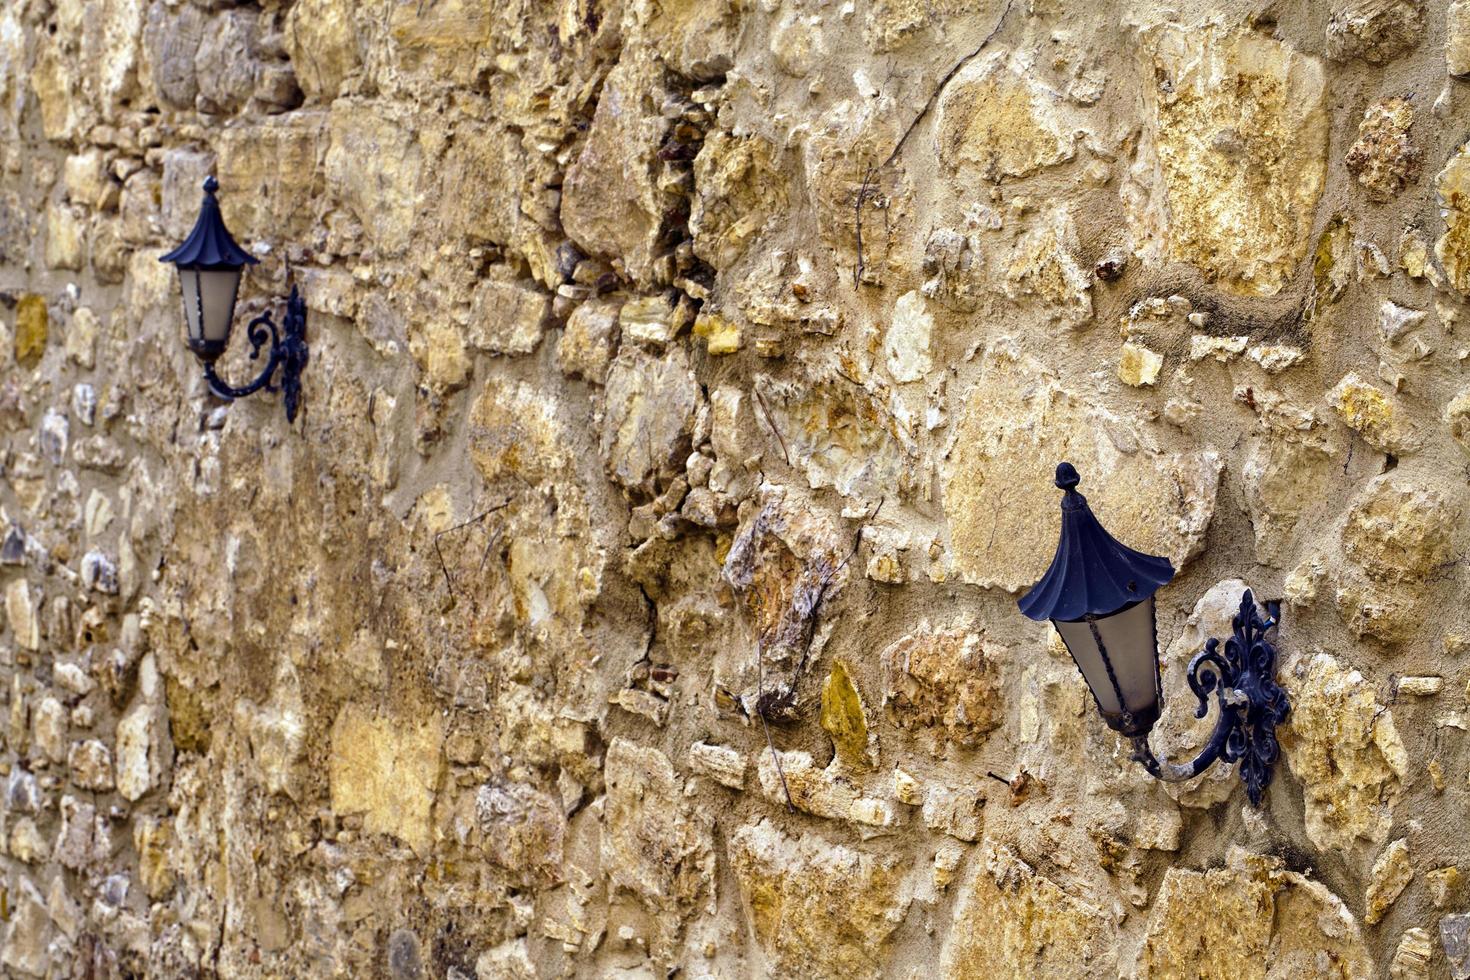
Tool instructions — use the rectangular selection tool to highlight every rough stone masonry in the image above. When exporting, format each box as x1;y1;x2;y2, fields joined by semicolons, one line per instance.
3;0;1470;975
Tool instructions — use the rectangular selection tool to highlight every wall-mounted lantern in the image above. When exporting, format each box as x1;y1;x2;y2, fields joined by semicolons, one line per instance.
160;177;309;422
1017;462;1290;806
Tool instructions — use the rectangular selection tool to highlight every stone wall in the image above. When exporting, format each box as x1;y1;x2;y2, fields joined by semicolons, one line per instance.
0;0;1469;975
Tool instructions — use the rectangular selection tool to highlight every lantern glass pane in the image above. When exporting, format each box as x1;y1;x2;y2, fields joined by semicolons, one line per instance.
1054;596;1159;720
179;267;242;344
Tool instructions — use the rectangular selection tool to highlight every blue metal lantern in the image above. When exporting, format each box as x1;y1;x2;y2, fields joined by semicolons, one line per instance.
1018;462;1174;736
1018;462;1291;807
160;177;309;422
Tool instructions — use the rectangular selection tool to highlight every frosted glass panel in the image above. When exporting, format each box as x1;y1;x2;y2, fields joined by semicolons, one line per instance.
179;268;242;343
1054;597;1158;720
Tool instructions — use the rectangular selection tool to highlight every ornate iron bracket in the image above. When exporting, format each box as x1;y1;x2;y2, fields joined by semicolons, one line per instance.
1128;590;1290;806
202;286;309;423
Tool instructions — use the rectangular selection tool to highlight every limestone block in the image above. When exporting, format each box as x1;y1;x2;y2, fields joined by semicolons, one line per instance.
194;9;258;114
216;114;327;241
1391;928;1432;979
884;290;933;384
1;877;52;978
600;346;700;497
687;742;745;789
754;377;910;500
1447;385;1470;455
602;739;714;946
328;703;443;855
1000;207;1092;327
475;781;565;886
1118;341;1163;387
880;625;1002;756
6;579;39;650
469;380;574;485
1140;849;1371;977
818;660;874;769
943;340;1221;590
1334;475;1459;642
728;820;910;980
561;53;670;286
327;106;427;257
1346;98;1419;201
68;739;114;792
1127;25;1327;296
285;0;361;101
941;844;1116;978
144;0;204;108
1327;0;1425;62
755;749;896;827
1281;652;1407;853
387;0;491;84
1365;837;1413;925
1242;424;1337;567
469;275;549;355
1436;141;1470;295
557;298;621;383
936;52;1078;181
14;294;47;368
690;131;785;270
1452;0;1470;76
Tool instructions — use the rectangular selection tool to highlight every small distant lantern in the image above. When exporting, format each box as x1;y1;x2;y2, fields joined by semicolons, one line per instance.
1017;462;1291;807
160;177;309;422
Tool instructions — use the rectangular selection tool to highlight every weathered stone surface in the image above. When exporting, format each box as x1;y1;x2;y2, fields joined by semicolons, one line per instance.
469;274;548;355
602;739;714;948
216;116;326;241
15;294;47;367
944;341;1222;589
562;53;670;286
1391;927;1433;979
690;131;785;270
1242;420;1338;567
880;625;1002;756
1118;341;1163;387
328;704;443;855
936;53;1078;181
1334;475;1460;642
1437;140;1470;294
1327;0;1425;62
1001;207;1093;327
1347;98;1420;200
756;377;910;501
942;844;1116;977
1127;25;1328;296
556;298;621;383
1328;371;1420;453
1444;912;1470;979
819;659;874;769
1365;837;1414;925
0;1;1466;974
1281;652;1407;852
1140;849;1371;978
729;820;910;979
326;103;422;256
1453;0;1470;75
476;781;565;886
884;290;933;383
755;749;896;826
285;0;361;101
600;346;700;497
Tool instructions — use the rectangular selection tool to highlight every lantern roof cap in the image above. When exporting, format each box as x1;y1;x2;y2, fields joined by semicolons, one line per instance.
159;177;257;269
1017;462;1175;622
